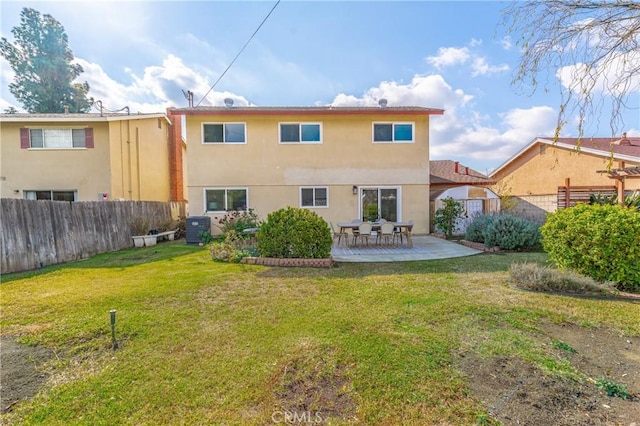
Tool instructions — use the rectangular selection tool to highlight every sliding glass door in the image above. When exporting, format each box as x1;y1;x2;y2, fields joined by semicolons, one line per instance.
361;187;399;222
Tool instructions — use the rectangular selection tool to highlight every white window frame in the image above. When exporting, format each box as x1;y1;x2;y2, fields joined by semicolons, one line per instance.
372;122;415;143
202;122;247;144
29;128;87;149
24;190;78;201
300;186;329;208
279;122;322;144
203;187;249;212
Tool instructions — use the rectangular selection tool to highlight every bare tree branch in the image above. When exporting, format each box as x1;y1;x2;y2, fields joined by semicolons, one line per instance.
503;0;640;138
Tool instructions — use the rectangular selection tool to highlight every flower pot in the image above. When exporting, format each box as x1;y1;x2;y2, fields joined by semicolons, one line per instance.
143;235;157;247
132;236;145;248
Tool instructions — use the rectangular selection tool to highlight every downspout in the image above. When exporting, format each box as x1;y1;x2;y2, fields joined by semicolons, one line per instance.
136;127;141;200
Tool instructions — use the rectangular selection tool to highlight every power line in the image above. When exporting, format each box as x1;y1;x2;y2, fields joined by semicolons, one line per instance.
195;0;281;107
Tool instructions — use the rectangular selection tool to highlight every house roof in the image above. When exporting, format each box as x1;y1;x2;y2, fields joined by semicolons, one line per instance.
430;160;493;186
168;105;445;116
490;135;640;178
0;112;170;123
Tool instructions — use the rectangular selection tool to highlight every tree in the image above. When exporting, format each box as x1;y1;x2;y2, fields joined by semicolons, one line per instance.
0;8;92;113
503;1;640;138
433;197;467;239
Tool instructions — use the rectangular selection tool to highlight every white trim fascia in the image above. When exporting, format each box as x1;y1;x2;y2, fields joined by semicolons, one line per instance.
0;113;169;124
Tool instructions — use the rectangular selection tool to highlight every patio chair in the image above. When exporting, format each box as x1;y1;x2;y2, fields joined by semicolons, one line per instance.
376;222;395;245
354;222;373;246
329;221;347;247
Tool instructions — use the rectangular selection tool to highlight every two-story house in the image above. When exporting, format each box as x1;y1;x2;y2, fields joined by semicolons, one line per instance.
0;112;186;203
168;101;443;235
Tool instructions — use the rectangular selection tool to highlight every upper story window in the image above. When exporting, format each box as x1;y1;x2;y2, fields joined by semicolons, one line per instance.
21;128;93;149
300;187;328;208
373;122;414;143
203;123;246;144
280;123;321;143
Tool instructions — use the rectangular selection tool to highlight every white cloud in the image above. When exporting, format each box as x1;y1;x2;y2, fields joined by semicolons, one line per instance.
426;47;470;68
556;50;640;97
471;57;510;77
500;36;513;50
432;106;557;163
76;55;251;113
426;41;510;77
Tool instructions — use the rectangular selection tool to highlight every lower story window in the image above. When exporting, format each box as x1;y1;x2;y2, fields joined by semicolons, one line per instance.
205;188;248;212
25;190;77;201
300;187;328;207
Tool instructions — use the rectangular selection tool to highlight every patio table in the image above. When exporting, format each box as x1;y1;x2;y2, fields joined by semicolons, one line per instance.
336;221;414;247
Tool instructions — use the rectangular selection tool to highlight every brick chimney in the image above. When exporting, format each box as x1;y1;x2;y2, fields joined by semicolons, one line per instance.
617;132;631;146
454;161;459;174
166;108;185;202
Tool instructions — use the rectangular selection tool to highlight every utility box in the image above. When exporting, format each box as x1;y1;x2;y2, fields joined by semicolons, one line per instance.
185;216;211;244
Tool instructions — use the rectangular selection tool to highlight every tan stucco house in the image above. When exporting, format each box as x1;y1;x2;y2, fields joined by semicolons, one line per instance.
0;112;186;203
169;102;444;235
490;134;640;220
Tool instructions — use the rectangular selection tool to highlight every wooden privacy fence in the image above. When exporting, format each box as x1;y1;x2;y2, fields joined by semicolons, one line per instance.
557;185;616;209
1;199;186;274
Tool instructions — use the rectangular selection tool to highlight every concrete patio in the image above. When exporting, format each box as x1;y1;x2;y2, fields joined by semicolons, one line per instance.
331;235;482;262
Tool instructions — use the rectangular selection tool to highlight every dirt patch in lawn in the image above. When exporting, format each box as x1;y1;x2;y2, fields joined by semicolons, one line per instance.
3;322;639;424
456;322;640;425
1;337;54;413
271;345;356;424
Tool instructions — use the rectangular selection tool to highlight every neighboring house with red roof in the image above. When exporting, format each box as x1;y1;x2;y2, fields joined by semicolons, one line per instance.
489;133;640;221
429;160;499;233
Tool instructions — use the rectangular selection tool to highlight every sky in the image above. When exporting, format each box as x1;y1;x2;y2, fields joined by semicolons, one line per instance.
1;0;638;174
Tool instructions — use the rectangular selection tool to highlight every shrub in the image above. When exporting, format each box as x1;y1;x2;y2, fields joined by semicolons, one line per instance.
541;203;640;291
173;216;186;239
130;216;150;236
210;230;257;263
509;262;612;294
482;214;540;250
433;197;467;239
256;207;332;259
216;208;262;236
197;230;214;244
464;214;496;243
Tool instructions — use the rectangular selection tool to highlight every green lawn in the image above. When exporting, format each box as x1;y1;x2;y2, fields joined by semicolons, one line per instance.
1;242;638;425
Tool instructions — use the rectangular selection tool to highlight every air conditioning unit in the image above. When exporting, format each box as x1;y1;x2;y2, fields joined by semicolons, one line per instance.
185;216;211;244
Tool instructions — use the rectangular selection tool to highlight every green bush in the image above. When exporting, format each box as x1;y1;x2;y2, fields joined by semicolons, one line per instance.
256;207;332;259
541;203;640;291
464;214;496;243
216;208;262;237
433;197;467;239
210;230;257;263
482;214;540;250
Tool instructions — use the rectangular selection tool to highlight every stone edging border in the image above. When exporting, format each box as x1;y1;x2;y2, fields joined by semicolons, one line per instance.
458;240;500;252
241;257;334;268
